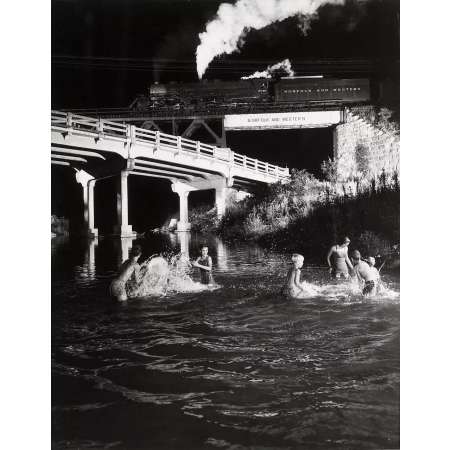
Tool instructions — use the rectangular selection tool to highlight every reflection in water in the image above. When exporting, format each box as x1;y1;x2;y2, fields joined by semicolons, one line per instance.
82;238;98;280
52;234;400;449
117;236;136;264
176;231;190;258
215;237;228;270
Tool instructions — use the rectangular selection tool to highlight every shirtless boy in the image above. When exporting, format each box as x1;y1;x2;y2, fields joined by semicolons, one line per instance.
367;256;381;292
350;250;378;296
326;237;354;279
109;244;143;301
283;253;304;297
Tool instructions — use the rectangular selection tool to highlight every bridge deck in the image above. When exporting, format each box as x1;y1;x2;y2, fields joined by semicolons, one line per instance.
51;111;291;184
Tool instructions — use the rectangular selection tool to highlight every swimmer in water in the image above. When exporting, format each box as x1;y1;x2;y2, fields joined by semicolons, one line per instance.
367;256;381;293
350;250;378;296
282;253;304;297
109;244;143;301
326;237;354;279
193;246;213;285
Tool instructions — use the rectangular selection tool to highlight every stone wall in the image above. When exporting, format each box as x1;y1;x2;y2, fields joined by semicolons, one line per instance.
334;108;400;183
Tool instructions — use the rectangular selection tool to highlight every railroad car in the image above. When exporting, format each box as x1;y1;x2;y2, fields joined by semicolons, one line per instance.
274;78;370;103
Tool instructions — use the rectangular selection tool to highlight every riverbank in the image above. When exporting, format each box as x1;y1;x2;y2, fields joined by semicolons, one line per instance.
189;169;400;266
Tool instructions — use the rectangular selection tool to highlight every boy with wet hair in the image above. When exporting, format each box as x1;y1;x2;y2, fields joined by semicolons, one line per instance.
283;253;304;297
193;246;213;285
109;244;143;301
350;250;378;296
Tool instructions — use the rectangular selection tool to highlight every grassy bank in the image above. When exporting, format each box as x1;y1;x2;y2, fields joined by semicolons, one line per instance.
189;169;399;264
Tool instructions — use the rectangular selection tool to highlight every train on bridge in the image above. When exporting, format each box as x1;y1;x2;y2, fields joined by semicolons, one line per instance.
130;77;371;112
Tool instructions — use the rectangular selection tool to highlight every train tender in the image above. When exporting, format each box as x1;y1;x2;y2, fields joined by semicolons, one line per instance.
131;77;371;111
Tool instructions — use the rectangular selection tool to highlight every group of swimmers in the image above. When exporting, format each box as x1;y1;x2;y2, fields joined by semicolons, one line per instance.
110;236;382;301
327;236;381;295
284;236;381;297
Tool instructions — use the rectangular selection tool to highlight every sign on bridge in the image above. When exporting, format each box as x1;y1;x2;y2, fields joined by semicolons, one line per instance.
224;111;342;130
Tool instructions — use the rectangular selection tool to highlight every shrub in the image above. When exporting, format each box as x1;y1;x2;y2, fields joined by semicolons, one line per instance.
354;231;392;257
189;205;219;233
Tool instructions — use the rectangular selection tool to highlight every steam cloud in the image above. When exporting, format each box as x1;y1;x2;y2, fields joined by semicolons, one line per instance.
241;58;294;79
196;0;345;79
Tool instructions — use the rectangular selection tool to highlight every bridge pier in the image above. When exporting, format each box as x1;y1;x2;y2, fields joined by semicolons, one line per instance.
172;176;233;231
114;170;136;238
75;170;98;238
172;182;191;232
214;183;228;218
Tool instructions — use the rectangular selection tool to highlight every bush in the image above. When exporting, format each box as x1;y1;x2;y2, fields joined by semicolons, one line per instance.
353;230;392;257
189;205;219;233
189;164;399;262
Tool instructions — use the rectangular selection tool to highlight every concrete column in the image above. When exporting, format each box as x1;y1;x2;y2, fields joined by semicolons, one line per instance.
171;182;191;232
177;190;190;231
87;180;98;238
215;186;228;218
114;170;136;238
75;169;97;238
81;183;88;226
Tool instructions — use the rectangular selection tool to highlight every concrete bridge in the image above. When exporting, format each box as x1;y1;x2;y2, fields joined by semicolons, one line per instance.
51;111;291;237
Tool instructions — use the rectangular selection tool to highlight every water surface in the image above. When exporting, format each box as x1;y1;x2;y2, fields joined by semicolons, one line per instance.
52;234;399;449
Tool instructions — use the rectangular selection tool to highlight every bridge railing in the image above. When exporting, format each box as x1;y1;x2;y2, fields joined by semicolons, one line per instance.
51;110;290;181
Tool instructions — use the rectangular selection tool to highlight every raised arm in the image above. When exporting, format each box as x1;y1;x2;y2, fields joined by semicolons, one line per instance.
326;246;334;268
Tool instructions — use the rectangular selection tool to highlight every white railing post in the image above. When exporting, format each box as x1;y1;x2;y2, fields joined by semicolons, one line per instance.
130;125;136;145
265;162;269;174
196;141;201;157
254;159;258;171
212;146;216;158
97;119;104;139
177;136;182;154
155;131;160;152
243;155;247;168
65;112;73;137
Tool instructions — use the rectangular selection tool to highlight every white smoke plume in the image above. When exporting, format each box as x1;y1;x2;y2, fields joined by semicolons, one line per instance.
196;0;345;79
241;58;294;79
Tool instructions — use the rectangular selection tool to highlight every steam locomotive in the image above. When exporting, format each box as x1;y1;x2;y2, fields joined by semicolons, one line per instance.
130;77;371;111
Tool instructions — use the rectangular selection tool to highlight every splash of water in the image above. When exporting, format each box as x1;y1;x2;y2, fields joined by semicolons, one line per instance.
127;254;214;298
288;278;399;302
196;0;345;79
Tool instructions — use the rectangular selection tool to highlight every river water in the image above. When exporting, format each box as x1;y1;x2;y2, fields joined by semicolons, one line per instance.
52;233;400;449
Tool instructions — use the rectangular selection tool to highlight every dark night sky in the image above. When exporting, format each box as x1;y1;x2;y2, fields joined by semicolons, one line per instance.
52;0;399;109
51;0;400;232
